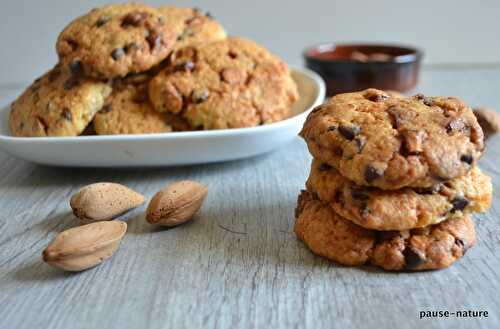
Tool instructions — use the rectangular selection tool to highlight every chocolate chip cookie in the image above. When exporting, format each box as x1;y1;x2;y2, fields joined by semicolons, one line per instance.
307;160;492;231
300;89;485;190
56;3;177;79
294;191;476;271
9;64;111;137
93;83;172;135
158;6;227;51
148;37;299;129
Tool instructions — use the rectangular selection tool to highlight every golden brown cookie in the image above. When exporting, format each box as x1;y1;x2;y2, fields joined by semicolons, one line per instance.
93;83;172;135
56;3;177;79
294;191;476;271
306;160;491;231
158;6;227;51
300;89;485;190
148;37;299;129
9;64;111;137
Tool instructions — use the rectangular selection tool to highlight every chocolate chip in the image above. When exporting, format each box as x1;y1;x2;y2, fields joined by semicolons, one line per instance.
455;238;465;249
191;89;209;104
451;197;469;213
365;90;389;102
318;163;331;171
364;165;382;183
69;60;83;76
351;188;369;201
176;61;195;72
460;154;474;165
63;77;79;90
228;51;237;59
414;93;433;106
387;106;404;129
124;42;140;54
121;12;147;28
354;137;366;152
327;126;336;132
206;12;214;19
403;247;426;269
96;16;110;27
334;147;343;156
61;108;72;121
65;39;79;51
99;104;112;114
111;48;125;60
338;125;360;140
333;190;344;204
146;32;163;51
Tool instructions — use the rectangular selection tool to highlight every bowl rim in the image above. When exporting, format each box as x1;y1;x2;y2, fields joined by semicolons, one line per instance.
303;42;424;64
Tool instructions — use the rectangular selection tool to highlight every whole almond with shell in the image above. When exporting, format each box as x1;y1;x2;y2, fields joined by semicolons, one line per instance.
42;221;127;271
70;183;145;221
146;180;208;227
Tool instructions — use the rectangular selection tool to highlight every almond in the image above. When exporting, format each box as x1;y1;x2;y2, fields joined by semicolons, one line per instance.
70;183;145;221
474;107;500;140
42;221;127;271
146;180;208;227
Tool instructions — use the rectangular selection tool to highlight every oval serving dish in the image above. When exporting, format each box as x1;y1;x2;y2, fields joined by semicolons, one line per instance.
0;68;325;167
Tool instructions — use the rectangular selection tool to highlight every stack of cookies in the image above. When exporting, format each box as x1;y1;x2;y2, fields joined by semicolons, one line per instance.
9;3;298;137
295;88;492;271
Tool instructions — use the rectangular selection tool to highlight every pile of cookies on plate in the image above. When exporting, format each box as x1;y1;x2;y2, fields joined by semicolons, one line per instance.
295;88;492;271
9;3;298;137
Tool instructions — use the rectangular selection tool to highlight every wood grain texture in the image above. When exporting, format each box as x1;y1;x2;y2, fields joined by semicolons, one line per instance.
0;68;499;329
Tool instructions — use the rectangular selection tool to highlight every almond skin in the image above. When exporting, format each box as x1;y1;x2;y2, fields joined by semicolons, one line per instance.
146;180;208;227
70;183;145;221
474;107;500;140
42;221;127;271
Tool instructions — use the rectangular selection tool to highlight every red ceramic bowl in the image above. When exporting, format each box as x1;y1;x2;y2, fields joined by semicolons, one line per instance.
304;43;423;96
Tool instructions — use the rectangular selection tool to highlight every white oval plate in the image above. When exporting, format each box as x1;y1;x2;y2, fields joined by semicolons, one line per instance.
0;68;325;167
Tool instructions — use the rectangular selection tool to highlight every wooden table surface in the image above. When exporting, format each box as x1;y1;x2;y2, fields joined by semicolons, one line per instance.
1;66;499;329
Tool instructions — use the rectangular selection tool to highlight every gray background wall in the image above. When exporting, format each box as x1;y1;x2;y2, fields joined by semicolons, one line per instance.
1;0;499;85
